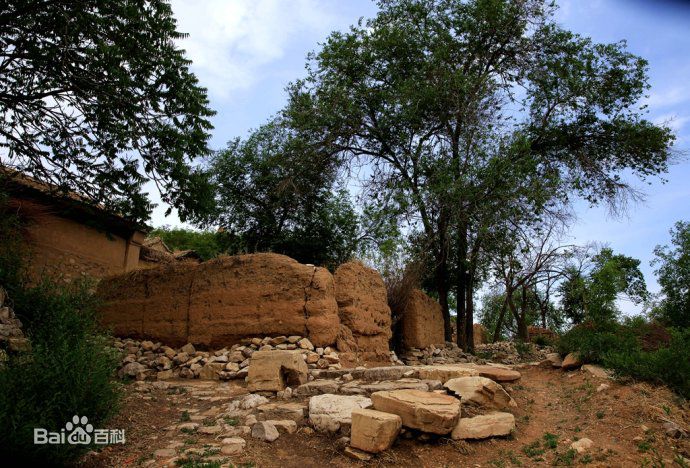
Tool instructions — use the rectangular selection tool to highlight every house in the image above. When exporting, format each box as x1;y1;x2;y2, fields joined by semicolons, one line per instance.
2;171;148;281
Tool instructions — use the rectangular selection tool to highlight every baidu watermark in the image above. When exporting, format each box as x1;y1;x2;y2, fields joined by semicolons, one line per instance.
34;415;125;445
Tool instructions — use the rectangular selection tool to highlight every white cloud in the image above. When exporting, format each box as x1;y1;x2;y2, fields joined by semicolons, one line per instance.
644;86;690;109
169;0;339;100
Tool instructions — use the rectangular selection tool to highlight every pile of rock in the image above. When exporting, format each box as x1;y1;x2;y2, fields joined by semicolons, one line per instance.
114;335;343;381
400;342;477;366
475;341;555;364
0;287;31;359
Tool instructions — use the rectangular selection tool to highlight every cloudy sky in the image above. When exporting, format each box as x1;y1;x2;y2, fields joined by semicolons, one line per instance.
154;0;690;313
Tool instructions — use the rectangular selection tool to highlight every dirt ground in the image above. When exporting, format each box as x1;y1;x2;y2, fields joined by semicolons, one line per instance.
80;365;690;468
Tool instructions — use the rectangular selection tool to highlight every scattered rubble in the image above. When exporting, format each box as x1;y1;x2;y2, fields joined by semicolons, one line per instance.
0;286;31;357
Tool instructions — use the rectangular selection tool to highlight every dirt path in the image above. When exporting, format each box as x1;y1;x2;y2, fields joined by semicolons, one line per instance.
82;365;690;467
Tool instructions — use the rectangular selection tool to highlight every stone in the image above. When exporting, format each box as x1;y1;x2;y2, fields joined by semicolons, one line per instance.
344;379;430;395
294;380;340;396
571;438;594;454
298;338;315;351
371;389;460;435
350;408;402;453
247;350;308;392
545;353;562;368
153;448;176;458
451;412;515;440
180;343;196;355
220;437;246;455
444;376;517;410
308;394;373;433
662;421;687;438
252;421;280;442
198;363;220;380
197;425;222;435
157;370;174;380
415;364;480;383
344;446;373;461
256;402;307;422
581;364;611;379
173;352;189;365
118;361;146;379
267;419;297;434
561;352;582;370
8;337;31;353
596;383;610;393
237;394;269;410
471;365;522;382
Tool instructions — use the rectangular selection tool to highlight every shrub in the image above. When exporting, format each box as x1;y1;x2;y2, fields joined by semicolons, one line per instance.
0;279;122;464
603;328;690;398
558;319;690;399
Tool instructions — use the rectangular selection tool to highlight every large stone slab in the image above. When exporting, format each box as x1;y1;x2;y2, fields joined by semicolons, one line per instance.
370;389;460;435
415;364;480;383
308;394;373;433
444;376;517;410
470;364;521;382
341;378;430;396
256;402;307;422
561;352;582;370
247;350;308;392
350;409;402;453
451;412;515;440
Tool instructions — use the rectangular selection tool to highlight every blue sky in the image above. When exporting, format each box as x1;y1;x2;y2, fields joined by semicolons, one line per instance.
154;0;690;313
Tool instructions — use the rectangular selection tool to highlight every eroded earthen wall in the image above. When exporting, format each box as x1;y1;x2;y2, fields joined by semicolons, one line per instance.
333;261;392;361
97;253;341;348
402;289;445;349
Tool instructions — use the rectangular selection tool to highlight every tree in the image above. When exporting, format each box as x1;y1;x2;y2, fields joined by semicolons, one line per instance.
208;120;360;269
148;226;225;261
559;247;648;324
286;0;674;351
651;221;690;328
1;0;216;224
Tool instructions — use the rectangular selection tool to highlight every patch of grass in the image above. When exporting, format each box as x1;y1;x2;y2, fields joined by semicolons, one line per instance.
543;432;559;449
637;441;652;452
522;440;545;458
595;411;605;419
184;438;198;445
580;454;593;464
180;427;197;435
224;416;239;426
553;448;577;466
202;417;215;426
662;404;671;416
181;410;191;422
176;459;222;468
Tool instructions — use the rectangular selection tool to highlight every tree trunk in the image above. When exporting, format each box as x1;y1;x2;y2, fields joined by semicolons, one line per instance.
492;295;509;342
465;272;474;353
517;285;529;342
455;222;468;351
435;256;452;342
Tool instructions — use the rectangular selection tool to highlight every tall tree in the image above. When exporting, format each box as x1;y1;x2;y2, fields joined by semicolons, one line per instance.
1;0;216;224
651;221;690;328
286;0;674;350
208;119;360;269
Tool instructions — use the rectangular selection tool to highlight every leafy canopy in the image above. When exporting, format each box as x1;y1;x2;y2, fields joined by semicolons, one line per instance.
652;221;690;328
207;120;360;269
1;0;216;224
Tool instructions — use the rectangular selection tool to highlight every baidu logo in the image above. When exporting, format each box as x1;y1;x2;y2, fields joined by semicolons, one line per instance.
34;415;125;445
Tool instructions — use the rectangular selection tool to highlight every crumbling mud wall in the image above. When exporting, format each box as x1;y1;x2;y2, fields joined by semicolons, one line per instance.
97;253;340;348
401;289;445;349
333;262;393;362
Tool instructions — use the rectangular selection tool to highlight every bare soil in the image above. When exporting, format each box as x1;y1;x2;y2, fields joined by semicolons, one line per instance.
80;365;690;468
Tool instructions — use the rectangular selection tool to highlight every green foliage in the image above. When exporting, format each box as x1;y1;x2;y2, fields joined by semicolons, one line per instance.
208;120;360;269
0;194;121;464
651;221;690;328
1;0;216;224
558;319;690;398
0;279;121;464
149;226;225;261
559;248;648;324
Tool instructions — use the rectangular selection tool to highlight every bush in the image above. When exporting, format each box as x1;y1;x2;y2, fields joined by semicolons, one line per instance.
0;279;121;464
558;319;690;399
604;328;690;398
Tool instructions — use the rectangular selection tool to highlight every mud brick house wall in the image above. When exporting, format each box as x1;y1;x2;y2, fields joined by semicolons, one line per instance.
3;173;147;281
